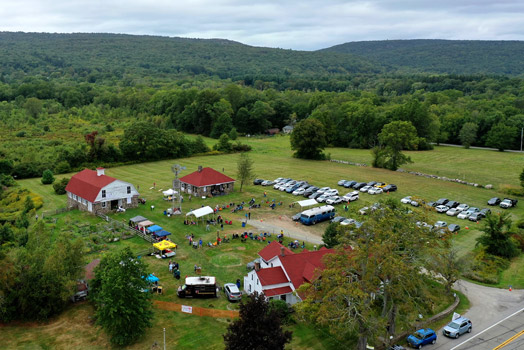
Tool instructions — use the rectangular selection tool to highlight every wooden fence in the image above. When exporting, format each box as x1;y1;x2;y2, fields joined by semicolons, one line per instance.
154;300;239;319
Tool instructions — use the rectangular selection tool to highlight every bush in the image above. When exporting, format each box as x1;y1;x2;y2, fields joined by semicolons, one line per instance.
53;178;70;195
268;299;294;325
16;131;26;137
462;250;510;284
41;169;55;184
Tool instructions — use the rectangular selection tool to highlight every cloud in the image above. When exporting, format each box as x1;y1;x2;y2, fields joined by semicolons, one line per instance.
1;0;523;50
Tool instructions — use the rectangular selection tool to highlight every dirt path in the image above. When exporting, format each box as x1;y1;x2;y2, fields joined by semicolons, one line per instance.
246;216;324;245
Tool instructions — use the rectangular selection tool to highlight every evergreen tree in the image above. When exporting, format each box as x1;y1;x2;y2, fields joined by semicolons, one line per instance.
41;169;55;184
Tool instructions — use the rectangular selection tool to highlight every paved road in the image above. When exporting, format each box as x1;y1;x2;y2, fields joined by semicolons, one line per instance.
432;280;524;350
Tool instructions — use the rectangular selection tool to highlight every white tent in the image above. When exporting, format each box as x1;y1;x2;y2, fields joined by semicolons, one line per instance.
163;188;178;196
296;199;318;208
186;206;214;218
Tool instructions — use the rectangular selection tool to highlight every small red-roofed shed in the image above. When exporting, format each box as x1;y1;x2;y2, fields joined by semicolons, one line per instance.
179;166;235;198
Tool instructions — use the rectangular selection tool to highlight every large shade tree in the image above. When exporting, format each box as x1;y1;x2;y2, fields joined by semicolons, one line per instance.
290;118;327;159
373;120;418;171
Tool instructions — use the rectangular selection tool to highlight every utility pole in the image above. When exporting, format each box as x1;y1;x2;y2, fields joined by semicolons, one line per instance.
520;127;523;152
171;164;186;214
163;328;166;350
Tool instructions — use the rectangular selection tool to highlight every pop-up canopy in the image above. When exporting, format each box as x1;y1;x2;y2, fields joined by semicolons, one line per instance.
146;274;159;283
296;199;318;208
138;220;154;229
162;188;177;196
153;240;177;250
129;215;147;224
154;230;171;237
148;225;163;232
186;206;213;218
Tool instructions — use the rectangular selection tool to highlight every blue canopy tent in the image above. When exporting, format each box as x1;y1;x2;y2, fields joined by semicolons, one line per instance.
146;274;159;283
154;230;172;237
147;225;163;233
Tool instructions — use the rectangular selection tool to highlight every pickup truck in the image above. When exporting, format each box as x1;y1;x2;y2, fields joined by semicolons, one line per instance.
500;198;518;209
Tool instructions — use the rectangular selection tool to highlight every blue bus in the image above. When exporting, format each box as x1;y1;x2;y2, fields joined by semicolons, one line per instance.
299;205;335;225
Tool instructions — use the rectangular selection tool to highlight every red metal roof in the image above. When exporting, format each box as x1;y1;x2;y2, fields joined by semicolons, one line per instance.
263;286;293;297
256;267;289;286
258;241;293;262
179;167;235;187
279;249;336;290
65;169;117;202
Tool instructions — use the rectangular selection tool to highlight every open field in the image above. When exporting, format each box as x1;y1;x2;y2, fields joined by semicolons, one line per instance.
8;134;523;349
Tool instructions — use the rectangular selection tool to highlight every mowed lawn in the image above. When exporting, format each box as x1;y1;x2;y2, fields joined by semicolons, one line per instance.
8;134;524;349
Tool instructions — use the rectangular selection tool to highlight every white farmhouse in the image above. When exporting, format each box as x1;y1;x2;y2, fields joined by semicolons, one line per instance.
65;168;139;214
244;241;335;305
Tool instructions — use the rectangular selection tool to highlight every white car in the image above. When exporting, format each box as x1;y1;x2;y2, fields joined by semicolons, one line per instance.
368;187;383;195
401;196;412;204
317;187;331;194
456;203;469;212
316;194;330;203
324;189;339;196
446;208;461;216
261;180;275;186
340;218;356;226
457;210;473;220
343;192;359;202
436;205;450;213
434;221;448;228
360;185;373;193
292;188;305;196
326;196;343;205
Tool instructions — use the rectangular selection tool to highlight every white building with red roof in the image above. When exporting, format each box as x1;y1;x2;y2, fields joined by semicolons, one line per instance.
243;241;335;304
179;166;235;198
65;168;139;214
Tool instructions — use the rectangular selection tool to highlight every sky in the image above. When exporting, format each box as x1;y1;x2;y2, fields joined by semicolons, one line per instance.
2;0;524;50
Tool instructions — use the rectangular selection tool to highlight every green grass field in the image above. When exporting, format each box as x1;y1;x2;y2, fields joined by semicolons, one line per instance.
7;134;523;349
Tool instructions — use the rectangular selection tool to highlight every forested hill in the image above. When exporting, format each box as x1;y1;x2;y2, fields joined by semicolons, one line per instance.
320;39;524;76
0;32;381;85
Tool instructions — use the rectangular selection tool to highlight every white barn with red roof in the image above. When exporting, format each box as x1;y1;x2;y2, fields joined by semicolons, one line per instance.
244;241;335;305
179;166;235;197
65;168;139;214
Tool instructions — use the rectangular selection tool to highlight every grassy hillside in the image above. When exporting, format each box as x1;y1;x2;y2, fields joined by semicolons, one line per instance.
321;39;524;75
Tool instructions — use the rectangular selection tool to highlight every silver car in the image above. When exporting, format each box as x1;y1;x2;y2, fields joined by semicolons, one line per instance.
224;283;242;302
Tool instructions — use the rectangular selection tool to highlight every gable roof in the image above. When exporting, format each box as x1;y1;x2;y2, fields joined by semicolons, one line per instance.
65;169;117;202
279;248;336;290
179;167;235;187
256;267;289;286
258;241;293;262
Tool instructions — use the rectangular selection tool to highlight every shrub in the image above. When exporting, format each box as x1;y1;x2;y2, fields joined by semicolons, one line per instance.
16;131;26;137
53;178;70;195
41;169;55;184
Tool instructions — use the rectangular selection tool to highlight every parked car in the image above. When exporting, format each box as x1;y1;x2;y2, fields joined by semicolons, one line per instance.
410;200;422;207
457;208;478;220
331;216;346;223
446;200;459;208
261;180;275;186
224;283;242;302
434;221;448;228
317;194;331;203
367;181;377;187
292;188;306;196
353;182;367;190
337;179;347;186
368;187;383;195
253;178;264;185
343;192;359;202
383;184;397;192
488;197;501;206
374;182;386;188
344;180;357;188
304;187;319;197
358;206;370;215
326;196;343;205
500;198;518;209
388;345;406;350
468;212;483;222
442;317;472;339
316;187;331;194
292;213;302;221
436;205;450;213
309;192;323;200
401;196;412;204
427;201;437;208
324;189;339;196
436;198;449;206
446;208;461;216
479;208;491;217
417;221;433;230
456;203;469;212
360;185;373;193
448;224;461;233
407;328;437;348
340;218;357;226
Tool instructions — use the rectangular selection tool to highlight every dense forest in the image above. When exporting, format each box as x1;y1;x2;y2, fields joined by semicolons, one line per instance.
0;32;523;181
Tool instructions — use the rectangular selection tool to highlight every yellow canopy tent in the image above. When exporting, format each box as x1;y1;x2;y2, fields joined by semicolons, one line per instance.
153;240;177;251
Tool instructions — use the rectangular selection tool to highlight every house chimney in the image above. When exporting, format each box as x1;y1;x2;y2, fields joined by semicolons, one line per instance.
96;168;105;176
280;246;285;257
198;165;202;173
254;261;260;271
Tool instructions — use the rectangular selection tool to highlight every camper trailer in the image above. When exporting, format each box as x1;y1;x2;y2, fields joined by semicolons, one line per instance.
177;276;217;298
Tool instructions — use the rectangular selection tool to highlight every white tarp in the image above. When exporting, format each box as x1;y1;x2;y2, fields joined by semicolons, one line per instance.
186;206;214;218
163;189;178;196
296;199;318;208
